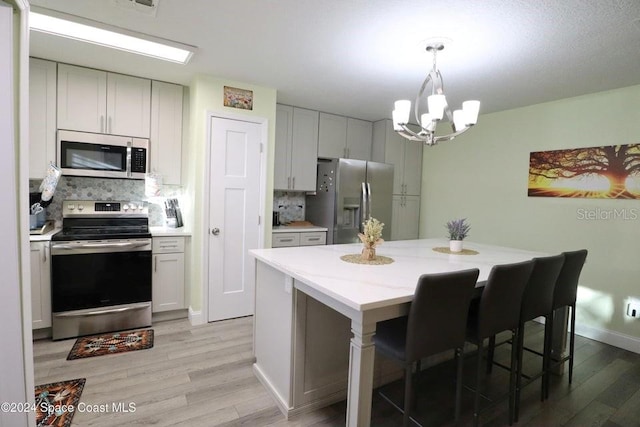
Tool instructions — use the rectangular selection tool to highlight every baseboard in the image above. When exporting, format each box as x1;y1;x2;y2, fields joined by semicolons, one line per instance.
188;307;204;326
533;316;640;354
152;309;188;323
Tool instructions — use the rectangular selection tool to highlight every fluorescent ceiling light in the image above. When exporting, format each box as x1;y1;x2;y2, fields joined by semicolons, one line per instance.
29;11;194;64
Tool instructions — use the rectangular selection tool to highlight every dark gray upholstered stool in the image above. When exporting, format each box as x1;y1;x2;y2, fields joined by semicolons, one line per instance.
484;254;565;421
465;260;534;427
373;269;480;426
543;249;588;400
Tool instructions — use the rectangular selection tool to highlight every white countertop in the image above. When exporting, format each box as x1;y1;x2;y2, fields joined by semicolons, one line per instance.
29;227;61;242
150;226;192;237
272;225;328;233
250;238;547;312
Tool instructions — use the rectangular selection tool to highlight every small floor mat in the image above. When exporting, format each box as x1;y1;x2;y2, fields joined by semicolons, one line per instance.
35;378;86;427
66;329;154;360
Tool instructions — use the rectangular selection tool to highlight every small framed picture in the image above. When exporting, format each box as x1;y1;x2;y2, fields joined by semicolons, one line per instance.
223;86;253;110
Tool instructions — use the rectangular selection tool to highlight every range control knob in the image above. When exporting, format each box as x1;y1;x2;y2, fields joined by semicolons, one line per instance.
123;204;129;211
68;204;75;210
77;204;84;211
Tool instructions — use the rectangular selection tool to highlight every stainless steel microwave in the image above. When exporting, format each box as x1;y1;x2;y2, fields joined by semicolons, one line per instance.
57;130;149;179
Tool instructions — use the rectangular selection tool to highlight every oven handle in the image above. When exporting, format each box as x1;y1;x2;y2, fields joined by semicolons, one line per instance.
54;303;150;318
52;242;150;250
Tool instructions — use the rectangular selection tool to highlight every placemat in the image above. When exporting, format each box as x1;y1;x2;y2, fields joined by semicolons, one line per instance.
340;254;394;265
433;247;479;255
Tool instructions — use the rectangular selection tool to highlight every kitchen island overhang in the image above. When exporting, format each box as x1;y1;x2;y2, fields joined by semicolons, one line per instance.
249;239;549;426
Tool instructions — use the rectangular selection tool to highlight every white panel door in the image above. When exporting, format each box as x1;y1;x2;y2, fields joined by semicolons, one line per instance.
208;117;261;321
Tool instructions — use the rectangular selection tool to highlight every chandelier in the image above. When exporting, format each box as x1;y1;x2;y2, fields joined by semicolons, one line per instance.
392;43;480;146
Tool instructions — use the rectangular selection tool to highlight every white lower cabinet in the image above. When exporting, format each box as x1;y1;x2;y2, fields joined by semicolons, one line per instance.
391;195;420;240
30;242;51;329
152;237;185;312
272;231;327;248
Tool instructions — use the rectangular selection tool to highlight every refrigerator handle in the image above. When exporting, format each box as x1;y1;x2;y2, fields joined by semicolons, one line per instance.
361;182;367;232
366;182;372;220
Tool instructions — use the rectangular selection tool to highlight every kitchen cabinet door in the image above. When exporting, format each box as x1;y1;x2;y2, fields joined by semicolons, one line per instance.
391;195;420;240
289;107;319;191
57;63;107;133
107;73;151;138
152;236;186;313
373;119;423;197
318;112;347;158
152;252;185;312
346;118;372;161
30;242;51;329
150;81;183;185
57;63;151;137
274;105;293;190
29;58;57;179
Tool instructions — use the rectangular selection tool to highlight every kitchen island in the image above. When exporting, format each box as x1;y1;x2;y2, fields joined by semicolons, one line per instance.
249;238;548;426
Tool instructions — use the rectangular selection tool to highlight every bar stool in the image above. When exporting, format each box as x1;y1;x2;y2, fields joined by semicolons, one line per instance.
543;249;588;400
513;254;565;421
465;260;534;426
373;268;480;426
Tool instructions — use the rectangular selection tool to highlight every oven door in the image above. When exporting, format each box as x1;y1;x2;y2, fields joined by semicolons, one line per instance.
50;238;152;340
51;239;152;313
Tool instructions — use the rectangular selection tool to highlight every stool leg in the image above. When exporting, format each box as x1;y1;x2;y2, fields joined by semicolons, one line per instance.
569;304;576;384
514;322;525;422
508;329;518;425
486;335;496;374
544;313;554;400
403;363;414;427
473;341;484;427
542;314;552;401
455;347;464;423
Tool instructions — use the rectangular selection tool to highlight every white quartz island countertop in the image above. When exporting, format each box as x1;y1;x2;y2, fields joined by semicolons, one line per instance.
250;238;547;312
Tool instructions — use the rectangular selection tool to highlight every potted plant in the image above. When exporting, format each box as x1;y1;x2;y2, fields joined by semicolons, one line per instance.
358;217;384;260
446;218;470;252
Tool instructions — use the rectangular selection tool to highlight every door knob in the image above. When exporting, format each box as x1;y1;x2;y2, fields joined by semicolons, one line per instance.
211;228;220;235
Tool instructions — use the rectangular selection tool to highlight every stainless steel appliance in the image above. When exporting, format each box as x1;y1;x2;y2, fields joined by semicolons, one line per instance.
57;130;149;179
50;200;152;340
306;158;393;244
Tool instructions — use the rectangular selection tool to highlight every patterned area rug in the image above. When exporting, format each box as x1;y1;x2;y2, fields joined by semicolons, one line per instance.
67;329;154;360
35;378;85;427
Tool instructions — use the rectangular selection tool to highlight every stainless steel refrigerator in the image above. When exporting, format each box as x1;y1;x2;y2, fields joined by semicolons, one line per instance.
306;158;394;244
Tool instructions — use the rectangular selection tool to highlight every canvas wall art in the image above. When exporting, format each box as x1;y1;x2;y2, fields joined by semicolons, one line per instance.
223;86;253;110
528;143;640;199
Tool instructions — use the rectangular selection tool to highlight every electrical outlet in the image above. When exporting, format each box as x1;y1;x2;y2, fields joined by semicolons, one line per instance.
627;299;640;318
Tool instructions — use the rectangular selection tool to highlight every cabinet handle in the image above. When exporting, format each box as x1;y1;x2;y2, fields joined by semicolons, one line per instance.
154;255;157;272
100;115;104;133
292;176;295;189
287;177;291;189
43;246;47;263
347;148;350;158
307;237;320;241
280;238;293;242
343;147;347;158
108;116;112;133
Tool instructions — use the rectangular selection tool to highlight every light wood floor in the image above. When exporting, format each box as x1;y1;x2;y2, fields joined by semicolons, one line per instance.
33;317;640;426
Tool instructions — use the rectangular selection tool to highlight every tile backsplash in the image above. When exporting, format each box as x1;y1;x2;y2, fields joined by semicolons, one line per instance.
273;191;305;223
29;176;182;226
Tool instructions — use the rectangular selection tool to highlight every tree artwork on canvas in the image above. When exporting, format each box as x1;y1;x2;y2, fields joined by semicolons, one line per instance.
528;143;640;199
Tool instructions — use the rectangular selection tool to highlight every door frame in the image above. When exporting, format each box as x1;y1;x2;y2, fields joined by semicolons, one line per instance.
201;111;268;324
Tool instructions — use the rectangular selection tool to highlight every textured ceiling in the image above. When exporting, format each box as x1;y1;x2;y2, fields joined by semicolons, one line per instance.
29;0;640;121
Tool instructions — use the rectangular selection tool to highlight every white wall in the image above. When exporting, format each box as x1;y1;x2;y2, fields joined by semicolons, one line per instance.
420;84;640;351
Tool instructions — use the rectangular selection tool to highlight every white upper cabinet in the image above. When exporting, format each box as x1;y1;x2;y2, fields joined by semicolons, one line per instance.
318;112;372;160
29;58;57;179
150;81;184;185
57;63;151;138
275;104;319;191
318;112;347;158
106;72;151;138
372;119;422;196
346;118;372;161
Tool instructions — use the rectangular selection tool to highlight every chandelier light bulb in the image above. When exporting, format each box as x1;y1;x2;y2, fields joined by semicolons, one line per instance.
420;113;435;132
453;109;466;132
394;100;411;124
392;110;404;131
427;94;446;120
462;100;481;125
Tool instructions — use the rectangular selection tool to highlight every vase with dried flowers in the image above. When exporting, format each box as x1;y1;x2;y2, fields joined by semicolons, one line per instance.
358;217;384;260
446;218;470;252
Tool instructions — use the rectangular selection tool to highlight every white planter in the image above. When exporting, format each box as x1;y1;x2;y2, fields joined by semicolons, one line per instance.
449;240;463;252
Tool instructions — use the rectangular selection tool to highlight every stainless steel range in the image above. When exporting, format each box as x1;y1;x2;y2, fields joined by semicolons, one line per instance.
50;200;152;340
